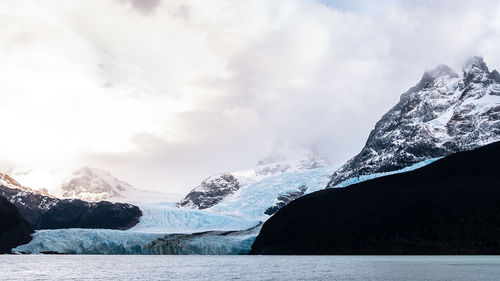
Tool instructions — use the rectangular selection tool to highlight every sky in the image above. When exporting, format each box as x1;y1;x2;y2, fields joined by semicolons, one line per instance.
1;0;500;195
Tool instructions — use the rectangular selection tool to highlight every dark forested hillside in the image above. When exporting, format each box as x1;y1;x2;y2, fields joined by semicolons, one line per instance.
0;195;33;254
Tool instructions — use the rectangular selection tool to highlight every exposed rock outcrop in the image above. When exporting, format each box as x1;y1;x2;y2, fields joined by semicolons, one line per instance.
328;57;500;187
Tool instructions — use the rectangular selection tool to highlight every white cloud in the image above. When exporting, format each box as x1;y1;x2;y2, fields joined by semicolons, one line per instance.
0;0;499;194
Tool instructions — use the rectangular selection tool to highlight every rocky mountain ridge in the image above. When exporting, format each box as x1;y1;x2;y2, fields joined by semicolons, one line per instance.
178;146;330;210
0;176;142;230
328;56;500;187
61;167;136;201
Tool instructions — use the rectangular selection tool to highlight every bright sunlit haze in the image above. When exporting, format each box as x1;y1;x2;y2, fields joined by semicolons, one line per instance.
1;0;500;195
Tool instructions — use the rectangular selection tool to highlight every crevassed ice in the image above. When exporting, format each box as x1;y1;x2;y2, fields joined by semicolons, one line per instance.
209;167;334;221
127;202;259;234
14;159;439;255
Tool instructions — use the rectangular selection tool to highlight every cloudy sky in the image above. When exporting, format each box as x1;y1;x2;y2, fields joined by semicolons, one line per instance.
1;0;500;195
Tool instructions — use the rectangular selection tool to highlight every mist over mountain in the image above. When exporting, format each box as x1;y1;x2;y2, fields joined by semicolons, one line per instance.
328;56;500;187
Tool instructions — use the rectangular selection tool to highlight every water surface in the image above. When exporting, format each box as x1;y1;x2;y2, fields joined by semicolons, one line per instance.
1;255;499;280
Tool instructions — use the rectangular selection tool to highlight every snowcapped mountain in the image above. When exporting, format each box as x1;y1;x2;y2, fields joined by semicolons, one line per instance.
61;167;136;201
178;146;331;211
177;174;241;209
0;174;141;230
328;56;500;187
7;166;176;203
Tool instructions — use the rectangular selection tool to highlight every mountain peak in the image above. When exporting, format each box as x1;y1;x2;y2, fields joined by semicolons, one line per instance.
407;64;458;95
425;64;458;79
463;56;488;73
255;146;330;177
61;167;135;201
462;56;498;86
327;56;500;187
177;173;241;209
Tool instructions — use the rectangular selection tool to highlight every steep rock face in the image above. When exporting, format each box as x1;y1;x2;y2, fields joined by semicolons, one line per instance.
328;57;500;187
0;181;142;230
177;174;241;209
251;141;500;255
0;195;33;254
61;167;135;201
264;185;308;216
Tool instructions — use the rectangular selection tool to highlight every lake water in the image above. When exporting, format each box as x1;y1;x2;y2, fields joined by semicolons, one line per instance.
1;255;500;280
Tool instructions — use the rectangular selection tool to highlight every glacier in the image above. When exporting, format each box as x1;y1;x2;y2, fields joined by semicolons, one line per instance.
13;159;439;255
13;224;261;255
147;223;262;255
209;167;333;221
13;202;259;255
127;202;259;234
333;158;442;188
13;229;163;254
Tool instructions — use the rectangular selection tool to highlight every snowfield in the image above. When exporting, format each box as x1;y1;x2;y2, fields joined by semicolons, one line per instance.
333;158;442;187
128;202;259;234
210;167;333;221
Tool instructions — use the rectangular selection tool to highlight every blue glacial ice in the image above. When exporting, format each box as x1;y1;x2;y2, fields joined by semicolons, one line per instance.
13;158;438;255
13;229;163;254
14;202;260;255
333;158;442;188
209;167;333;221
128;202;259;234
14;224;261;255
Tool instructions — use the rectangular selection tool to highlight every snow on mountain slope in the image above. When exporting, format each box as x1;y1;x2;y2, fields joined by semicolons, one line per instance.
0;174;25;190
2;167;178;203
60;167;181;203
333;157;441;187
254;146;330;177
178;146;330;210
61;167;136;201
128;202;258;234
177;174;242;209
209;167;333;221
207;157;440;221
0;173;52;197
12;157;442;255
328;56;500;187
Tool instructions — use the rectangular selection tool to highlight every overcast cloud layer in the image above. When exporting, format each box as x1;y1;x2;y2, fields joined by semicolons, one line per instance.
1;0;500;194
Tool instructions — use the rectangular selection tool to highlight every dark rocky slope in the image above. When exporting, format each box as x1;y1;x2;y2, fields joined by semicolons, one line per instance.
251;141;500;255
178;174;241;209
0;184;142;230
0;195;33;254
